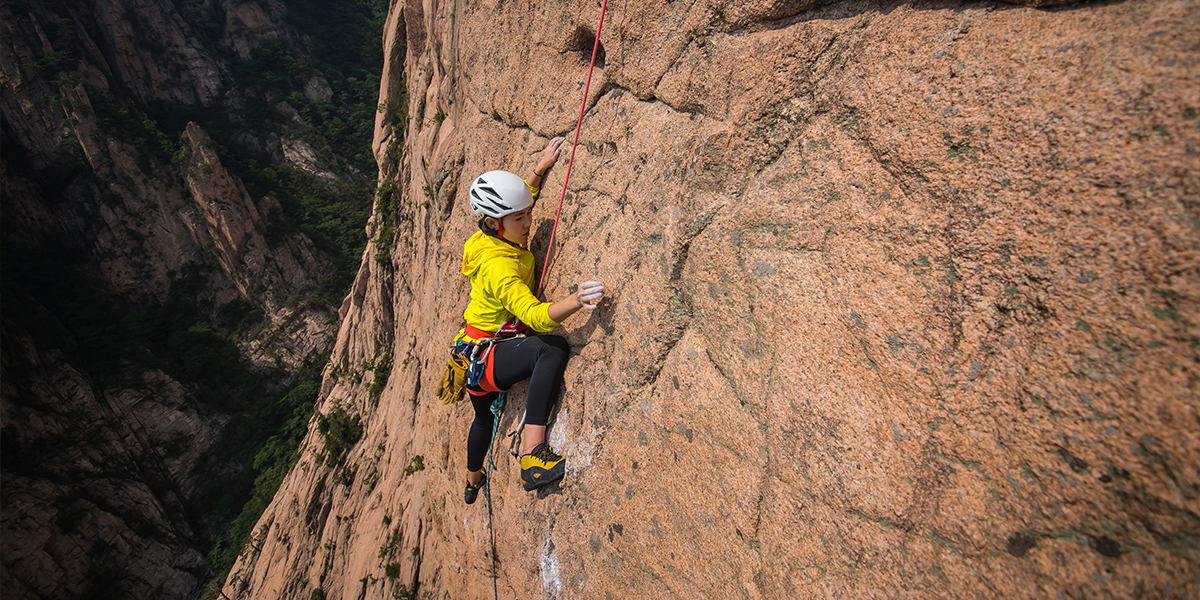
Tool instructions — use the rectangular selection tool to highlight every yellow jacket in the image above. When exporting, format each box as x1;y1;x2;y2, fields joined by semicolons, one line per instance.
458;203;558;337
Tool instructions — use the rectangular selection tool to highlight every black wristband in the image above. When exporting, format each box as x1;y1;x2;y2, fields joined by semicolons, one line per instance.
535;168;546;178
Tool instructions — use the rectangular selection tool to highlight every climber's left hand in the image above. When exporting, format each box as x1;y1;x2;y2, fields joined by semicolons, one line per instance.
578;280;604;310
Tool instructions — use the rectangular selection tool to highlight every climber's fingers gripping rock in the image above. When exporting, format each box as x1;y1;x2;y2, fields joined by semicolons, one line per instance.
538;136;566;173
578;280;604;310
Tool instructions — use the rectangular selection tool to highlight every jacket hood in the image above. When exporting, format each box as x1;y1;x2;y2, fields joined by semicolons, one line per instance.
461;231;525;277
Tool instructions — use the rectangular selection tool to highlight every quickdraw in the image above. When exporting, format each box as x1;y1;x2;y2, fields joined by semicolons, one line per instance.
454;337;500;390
506;412;527;459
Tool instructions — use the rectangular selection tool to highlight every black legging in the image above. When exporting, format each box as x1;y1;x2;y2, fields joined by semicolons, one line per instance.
466;335;570;472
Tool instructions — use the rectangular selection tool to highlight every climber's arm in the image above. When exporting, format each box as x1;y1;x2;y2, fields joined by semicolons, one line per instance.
547;294;583;323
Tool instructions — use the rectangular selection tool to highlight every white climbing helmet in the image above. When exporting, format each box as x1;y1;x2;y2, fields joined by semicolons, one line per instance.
468;170;533;218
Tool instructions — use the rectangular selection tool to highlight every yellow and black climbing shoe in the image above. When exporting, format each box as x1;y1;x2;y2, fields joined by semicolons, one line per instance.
464;473;487;505
520;443;565;491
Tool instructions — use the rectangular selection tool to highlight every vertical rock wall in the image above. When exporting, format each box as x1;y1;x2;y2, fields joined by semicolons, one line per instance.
227;0;1198;598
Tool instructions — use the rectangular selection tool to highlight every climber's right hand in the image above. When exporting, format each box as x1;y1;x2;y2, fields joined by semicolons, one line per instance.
578;280;604;310
538;136;566;173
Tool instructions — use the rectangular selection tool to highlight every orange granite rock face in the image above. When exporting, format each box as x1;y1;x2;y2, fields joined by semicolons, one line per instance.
226;1;1198;598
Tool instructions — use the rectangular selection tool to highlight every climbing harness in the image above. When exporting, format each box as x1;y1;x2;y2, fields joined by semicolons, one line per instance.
439;324;519;404
454;319;528;395
536;0;611;298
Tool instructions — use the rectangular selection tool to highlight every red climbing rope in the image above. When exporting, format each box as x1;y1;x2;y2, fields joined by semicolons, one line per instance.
536;0;610;298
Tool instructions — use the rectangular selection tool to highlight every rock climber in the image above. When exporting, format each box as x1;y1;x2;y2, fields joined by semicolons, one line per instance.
456;136;605;504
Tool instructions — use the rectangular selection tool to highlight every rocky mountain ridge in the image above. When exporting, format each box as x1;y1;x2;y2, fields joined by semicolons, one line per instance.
223;0;1198;599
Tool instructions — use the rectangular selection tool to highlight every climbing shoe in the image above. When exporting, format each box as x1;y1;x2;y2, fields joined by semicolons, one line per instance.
464;473;487;505
520;443;565;491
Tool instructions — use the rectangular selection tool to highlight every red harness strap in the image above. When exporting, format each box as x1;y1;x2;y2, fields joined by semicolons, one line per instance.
464;324;497;341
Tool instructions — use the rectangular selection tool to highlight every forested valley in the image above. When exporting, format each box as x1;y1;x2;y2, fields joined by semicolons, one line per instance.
1;1;394;597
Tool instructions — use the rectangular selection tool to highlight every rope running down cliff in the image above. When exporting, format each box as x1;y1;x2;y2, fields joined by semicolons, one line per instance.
483;6;610;599
536;0;611;298
484;393;505;600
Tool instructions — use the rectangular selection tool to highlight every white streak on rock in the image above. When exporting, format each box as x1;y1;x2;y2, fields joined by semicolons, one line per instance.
540;538;561;599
